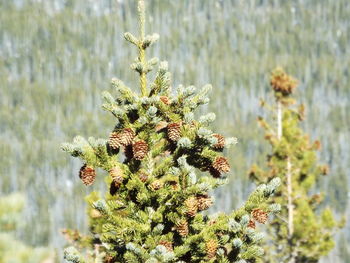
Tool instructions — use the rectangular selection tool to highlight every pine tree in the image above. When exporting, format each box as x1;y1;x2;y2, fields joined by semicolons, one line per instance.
249;68;342;263
61;1;281;262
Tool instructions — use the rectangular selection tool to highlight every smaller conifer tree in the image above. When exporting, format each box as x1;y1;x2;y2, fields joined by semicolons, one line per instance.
0;193;53;263
61;1;281;262
249;68;342;263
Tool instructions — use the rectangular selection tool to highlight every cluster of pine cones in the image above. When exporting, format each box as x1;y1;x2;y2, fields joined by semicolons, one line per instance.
270;67;298;96
109;128;148;161
78;105;231;188
166;120;231;178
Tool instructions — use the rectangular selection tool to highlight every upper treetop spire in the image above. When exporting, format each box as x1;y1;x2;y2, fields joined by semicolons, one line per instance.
138;0;145;40
123;0;159;97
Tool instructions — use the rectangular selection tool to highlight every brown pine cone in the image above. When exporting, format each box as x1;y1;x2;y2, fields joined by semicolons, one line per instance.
212;156;230;174
155;121;169;132
160;96;171;105
120;128;135;146
159;240;173;251
90;209;102;219
313;140;322;151
109;132;123;149
132;140;148;160
184;197;198;217
320;165;329;175
150;180;163;191
197;195;213;211
205;239;218;259
176;220;189;237
105;255;115;263
270;67;297;96
109;166;124;187
139;172;149;183
247;219;256;229
167;122;182;142
208;219;217;226
108;128;135;149
251;209;268;224
79;164;96;186
212;134;225;149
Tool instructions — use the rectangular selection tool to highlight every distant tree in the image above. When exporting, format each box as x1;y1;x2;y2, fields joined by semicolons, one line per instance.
249;68;343;263
61;1;281;262
0;193;53;263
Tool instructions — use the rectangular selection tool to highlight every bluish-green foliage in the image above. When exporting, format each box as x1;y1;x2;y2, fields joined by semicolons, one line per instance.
0;0;349;262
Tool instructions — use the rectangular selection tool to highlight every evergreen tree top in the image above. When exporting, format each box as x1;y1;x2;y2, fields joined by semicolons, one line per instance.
62;1;281;262
249;68;342;263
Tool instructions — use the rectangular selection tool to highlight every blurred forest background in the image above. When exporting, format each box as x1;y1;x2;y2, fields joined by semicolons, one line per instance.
0;0;349;262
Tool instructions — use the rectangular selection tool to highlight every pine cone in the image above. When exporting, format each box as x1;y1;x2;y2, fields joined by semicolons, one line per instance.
79;164;96;186
159;240;173;251
155;121;169;132
270;67;297;96
132;140;148;160
109;132;123;149
320;165;329;176
313;140;322;151
105;255;115;263
160;96;171;105
150;180;163;191
108;128;135;149
212;156;230;174
184;196;198;217
251;209;268;224
109;166;124;187
90;209;102;219
208;219;217;226
176;220;189;237
139;172;149;183
310;194;322;205
212;134;225;149
120;128;135;146
197;195;213;211
205;239;218;259
167;122;182;142
247;219;256;229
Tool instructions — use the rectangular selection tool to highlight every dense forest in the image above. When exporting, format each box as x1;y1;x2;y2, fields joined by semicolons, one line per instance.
0;0;349;262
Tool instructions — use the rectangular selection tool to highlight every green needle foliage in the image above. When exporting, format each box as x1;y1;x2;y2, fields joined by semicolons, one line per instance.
61;1;281;262
249;68;343;263
0;193;53;263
